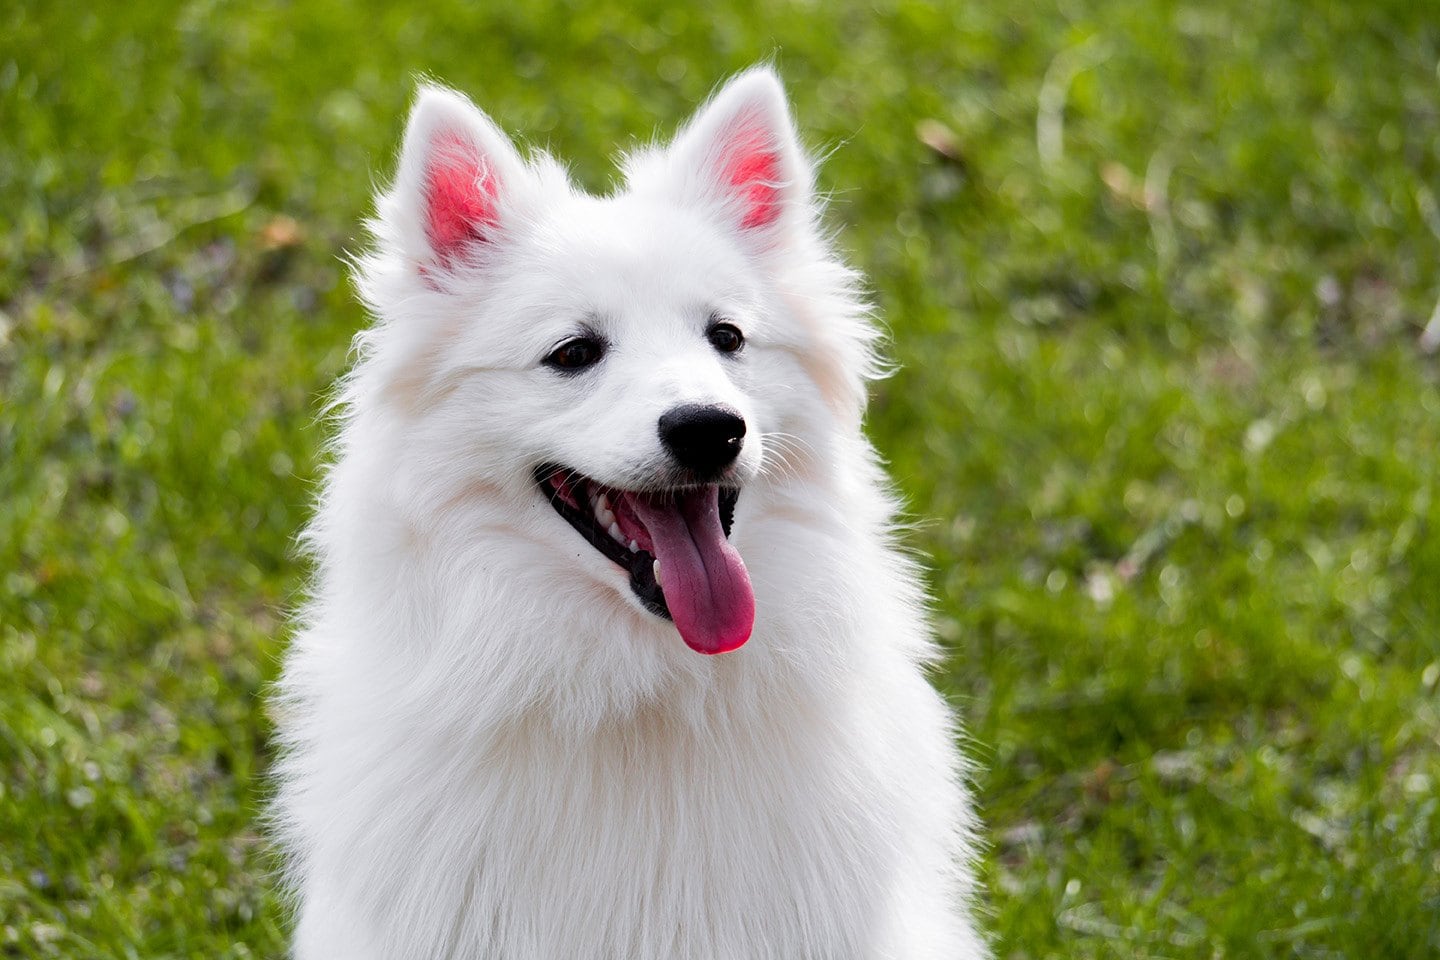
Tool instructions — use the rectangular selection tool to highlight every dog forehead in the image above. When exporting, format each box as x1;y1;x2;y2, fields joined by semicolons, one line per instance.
529;194;754;313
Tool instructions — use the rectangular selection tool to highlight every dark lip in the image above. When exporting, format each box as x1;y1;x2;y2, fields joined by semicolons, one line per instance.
533;465;739;621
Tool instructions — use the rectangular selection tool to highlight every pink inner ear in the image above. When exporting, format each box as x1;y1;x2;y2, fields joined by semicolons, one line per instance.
719;121;782;230
424;135;500;261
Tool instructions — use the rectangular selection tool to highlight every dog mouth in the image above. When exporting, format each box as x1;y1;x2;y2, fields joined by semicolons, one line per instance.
536;466;754;654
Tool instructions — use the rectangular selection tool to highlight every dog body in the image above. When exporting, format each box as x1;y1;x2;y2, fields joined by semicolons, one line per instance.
273;69;986;960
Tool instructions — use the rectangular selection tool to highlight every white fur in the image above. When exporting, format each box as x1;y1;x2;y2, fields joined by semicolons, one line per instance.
272;67;988;959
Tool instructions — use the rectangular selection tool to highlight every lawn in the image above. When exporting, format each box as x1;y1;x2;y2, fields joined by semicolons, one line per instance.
2;1;1437;957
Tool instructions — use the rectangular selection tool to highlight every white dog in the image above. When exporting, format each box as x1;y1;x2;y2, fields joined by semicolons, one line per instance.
272;67;987;960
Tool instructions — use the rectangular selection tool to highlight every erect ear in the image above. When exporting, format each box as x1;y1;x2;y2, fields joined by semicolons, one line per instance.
664;67;811;242
385;84;527;269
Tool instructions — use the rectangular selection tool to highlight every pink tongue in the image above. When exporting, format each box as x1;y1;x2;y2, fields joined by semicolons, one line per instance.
631;489;754;654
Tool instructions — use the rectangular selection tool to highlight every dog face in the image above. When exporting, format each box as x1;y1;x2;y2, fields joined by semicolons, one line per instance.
350;70;874;656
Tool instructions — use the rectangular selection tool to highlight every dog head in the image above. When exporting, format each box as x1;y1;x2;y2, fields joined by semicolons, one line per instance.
345;68;878;660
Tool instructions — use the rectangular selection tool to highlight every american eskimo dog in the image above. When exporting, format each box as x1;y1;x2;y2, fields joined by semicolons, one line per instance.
273;67;986;959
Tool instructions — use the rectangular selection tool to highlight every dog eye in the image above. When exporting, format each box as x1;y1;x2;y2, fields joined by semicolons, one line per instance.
706;322;744;354
546;337;604;371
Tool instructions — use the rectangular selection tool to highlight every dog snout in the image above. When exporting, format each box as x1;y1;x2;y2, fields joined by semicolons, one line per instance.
658;404;746;477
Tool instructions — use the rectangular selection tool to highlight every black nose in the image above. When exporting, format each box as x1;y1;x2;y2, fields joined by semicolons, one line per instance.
658;404;746;476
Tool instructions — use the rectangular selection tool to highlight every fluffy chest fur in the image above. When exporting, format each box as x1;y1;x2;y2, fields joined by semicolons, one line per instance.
296;678;910;958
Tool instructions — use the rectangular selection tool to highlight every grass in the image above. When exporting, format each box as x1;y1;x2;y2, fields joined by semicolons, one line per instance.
2;0;1438;956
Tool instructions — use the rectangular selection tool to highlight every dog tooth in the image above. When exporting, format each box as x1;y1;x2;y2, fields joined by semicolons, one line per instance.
628;540;638;553
598;508;616;528
608;521;622;542
597;492;609;513
652;559;662;581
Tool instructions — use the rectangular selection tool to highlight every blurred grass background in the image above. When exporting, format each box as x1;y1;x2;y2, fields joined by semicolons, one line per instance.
2;1;1438;957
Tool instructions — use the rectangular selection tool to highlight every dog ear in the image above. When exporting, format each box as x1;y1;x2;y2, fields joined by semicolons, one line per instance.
664;67;811;243
386;85;527;269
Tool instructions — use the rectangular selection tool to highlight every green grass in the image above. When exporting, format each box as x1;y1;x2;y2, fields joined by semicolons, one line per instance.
3;1;1438;956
